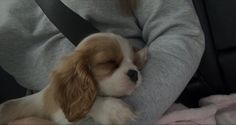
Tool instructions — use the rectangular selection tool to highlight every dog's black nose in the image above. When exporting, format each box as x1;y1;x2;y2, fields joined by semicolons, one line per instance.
127;69;138;83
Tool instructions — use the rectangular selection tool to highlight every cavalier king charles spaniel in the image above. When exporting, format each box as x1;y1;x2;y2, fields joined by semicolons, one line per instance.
0;33;148;125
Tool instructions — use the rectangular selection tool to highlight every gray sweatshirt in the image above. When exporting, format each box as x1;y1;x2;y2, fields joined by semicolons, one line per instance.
0;0;204;124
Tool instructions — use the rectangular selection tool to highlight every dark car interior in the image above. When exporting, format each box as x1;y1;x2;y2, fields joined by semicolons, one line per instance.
177;0;236;107
0;0;236;109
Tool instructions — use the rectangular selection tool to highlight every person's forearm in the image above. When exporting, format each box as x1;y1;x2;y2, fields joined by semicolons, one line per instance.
123;0;205;124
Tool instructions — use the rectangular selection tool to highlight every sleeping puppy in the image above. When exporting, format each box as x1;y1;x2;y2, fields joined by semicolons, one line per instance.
0;33;148;125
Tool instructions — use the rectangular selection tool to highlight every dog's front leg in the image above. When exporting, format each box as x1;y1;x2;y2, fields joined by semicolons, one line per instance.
0;92;45;124
89;97;136;125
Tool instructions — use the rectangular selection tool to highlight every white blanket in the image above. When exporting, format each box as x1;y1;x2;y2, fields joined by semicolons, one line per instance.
156;93;236;125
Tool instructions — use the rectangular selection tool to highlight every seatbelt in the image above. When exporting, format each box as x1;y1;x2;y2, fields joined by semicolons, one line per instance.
35;0;99;46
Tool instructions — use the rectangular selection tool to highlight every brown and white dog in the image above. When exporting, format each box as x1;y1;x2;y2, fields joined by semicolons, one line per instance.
0;33;148;125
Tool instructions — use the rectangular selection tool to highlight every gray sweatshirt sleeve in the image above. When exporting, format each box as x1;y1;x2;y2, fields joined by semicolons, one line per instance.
123;0;205;124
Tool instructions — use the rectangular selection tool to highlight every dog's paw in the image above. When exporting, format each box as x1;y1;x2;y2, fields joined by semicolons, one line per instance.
108;100;136;125
91;97;136;125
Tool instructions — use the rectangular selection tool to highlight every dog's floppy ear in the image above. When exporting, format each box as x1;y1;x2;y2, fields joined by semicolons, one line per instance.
51;50;97;122
133;47;148;69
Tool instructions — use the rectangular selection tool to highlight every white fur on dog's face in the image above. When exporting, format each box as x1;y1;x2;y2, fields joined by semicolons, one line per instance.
76;33;146;97
97;36;142;97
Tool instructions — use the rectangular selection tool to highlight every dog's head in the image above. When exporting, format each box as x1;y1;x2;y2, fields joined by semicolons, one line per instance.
51;33;148;122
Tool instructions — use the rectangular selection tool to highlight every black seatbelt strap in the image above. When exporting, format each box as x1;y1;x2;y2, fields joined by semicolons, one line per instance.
35;0;99;45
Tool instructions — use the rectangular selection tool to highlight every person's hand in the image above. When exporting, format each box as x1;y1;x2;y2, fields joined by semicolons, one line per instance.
8;117;56;125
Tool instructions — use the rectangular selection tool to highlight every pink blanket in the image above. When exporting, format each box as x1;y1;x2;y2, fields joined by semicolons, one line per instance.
156;93;236;125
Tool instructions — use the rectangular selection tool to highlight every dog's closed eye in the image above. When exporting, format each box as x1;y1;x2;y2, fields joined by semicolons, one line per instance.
100;59;117;65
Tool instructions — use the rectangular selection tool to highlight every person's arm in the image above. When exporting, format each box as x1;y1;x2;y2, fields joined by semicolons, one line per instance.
124;0;204;124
